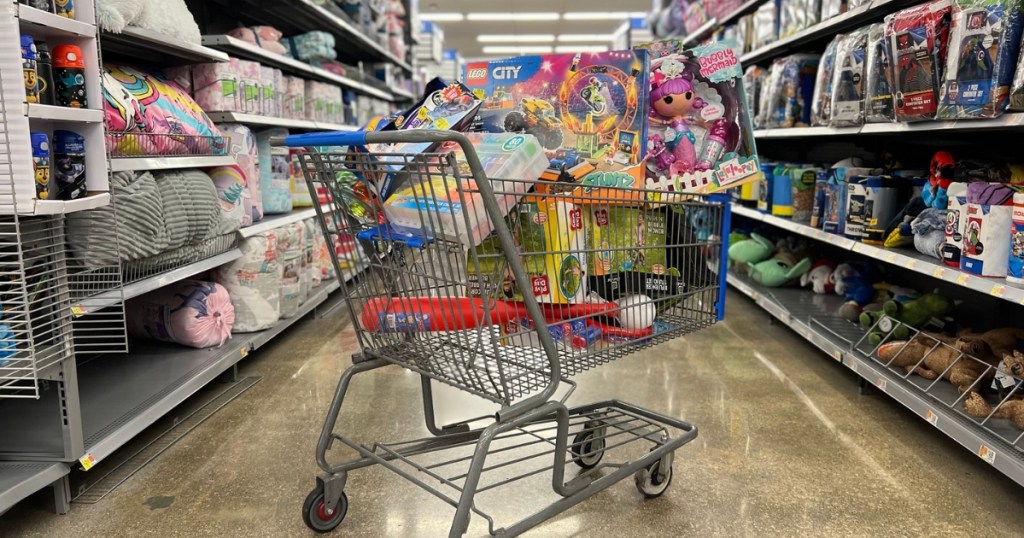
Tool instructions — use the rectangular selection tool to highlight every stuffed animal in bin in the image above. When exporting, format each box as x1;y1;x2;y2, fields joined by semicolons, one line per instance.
728;232;774;269
860;292;955;346
922;151;955;209
747;236;811;287
800;259;836;294
877;331;996;393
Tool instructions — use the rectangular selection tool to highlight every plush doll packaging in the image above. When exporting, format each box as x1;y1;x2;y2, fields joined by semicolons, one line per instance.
884;0;952;121
936;0;1024;119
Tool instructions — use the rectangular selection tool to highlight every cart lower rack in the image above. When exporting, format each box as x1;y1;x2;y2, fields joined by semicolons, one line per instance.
280;130;731;536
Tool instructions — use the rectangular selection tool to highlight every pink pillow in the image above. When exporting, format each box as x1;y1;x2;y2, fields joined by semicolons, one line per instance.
127;280;235;348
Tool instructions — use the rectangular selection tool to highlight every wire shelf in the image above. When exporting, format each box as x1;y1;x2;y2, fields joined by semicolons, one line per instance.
106;132;228;159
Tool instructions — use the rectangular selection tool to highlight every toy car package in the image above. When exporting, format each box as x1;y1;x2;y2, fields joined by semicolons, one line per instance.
865;22;897;122
762;54;821;128
830;26;870;127
936;0;1024;119
635;39;761;193
884;0;953;122
463;50;649;178
811;35;844;126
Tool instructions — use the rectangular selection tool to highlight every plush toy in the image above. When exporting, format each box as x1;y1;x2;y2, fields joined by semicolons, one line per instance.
954;327;1024;361
921;151;955;209
877;331;997;393
861;292;955;346
910;207;946;259
748;252;812;287
964;391;1024;430
800;259;836;294
728;232;774;267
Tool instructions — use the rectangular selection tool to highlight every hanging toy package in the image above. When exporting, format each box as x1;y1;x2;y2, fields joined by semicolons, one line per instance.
884;0;953;122
744;65;767;129
763;54;821;129
831;26;870;127
811;35;845;126
936;0;1024;119
865;22;897;122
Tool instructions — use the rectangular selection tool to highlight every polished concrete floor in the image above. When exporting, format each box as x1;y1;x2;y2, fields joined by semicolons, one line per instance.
2;290;1024;537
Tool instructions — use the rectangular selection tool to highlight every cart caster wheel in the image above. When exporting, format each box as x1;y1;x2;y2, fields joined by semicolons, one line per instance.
634;459;672;499
302;488;348;533
571;428;606;470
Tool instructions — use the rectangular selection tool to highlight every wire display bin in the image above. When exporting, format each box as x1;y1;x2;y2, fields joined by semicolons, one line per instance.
279;130;731;536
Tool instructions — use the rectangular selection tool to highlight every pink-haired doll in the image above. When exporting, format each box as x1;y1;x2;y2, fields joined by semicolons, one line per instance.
648;68;706;176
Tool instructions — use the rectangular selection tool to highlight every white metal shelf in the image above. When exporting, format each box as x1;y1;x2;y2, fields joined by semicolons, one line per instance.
200;35;395;101
108;155;236;172
0;462;69;515
285;0;413;72
726;272;1024;487
732;203;1024;306
239;207;320;238
205;112;357;132
25;103;104;123
754;114;1024;138
17;4;96;37
100;26;228;64
681;19;718;47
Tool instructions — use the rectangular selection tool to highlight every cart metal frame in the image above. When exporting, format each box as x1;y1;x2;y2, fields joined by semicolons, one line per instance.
278;130;730;536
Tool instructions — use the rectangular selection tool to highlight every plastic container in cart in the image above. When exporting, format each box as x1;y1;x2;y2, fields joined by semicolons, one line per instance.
383;132;549;247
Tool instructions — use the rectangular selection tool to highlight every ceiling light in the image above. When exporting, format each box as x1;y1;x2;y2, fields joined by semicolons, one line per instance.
558;34;615;42
478;35;556;43
554;45;610;54
562;12;647;20
482;45;555;54
467;12;560;21
419;13;464;21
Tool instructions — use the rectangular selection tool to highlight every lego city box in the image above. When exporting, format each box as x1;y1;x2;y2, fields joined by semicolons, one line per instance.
463;51;650;180
634;39;761;194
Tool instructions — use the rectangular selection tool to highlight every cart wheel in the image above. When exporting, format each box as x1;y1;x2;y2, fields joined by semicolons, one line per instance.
634;458;673;499
302;488;348;533
571;429;606;469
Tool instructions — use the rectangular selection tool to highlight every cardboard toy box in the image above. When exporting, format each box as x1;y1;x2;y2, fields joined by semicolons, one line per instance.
467;198;587;304
584;205;684;300
463;51;649;176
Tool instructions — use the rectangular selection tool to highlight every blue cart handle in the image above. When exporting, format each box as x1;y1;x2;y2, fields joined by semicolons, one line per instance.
274;130;368;148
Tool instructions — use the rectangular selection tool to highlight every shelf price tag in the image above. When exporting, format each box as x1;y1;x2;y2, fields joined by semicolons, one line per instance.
932;267;945;278
849;361;858;372
956;274;970;285
832;350;842;361
70;305;86;318
885;253;897;263
904;260;917;270
990;285;1006;298
978;444;997;465
240;347;249;359
79;453;96;471
875;377;887;391
924;409;938;426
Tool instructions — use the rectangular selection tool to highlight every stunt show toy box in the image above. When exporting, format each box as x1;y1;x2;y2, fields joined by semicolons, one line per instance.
463;51;650;174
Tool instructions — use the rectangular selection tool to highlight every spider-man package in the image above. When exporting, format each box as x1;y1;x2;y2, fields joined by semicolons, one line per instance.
884;0;952;121
937;0;1024;119
831;26;871;126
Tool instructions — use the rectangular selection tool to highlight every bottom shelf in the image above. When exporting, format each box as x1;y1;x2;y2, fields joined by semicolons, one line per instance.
727;272;1024;488
0;266;363;468
0;462;68;515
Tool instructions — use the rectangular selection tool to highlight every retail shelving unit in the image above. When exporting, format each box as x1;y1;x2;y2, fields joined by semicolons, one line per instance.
678;0;1024;486
205;112;358;132
0;0;391;515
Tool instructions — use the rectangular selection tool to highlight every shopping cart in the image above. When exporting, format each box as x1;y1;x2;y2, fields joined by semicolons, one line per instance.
277;130;731;536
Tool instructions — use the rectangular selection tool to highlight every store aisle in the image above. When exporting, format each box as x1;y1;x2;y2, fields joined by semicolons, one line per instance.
2;290;1022;537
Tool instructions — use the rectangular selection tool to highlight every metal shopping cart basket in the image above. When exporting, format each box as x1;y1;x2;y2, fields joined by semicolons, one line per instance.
277;130;732;536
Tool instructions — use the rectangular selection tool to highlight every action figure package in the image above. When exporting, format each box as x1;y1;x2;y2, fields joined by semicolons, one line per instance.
830;26;870;127
811;35;845;126
744;65;768;128
636;39;761;193
780;0;821;38
751;1;780;51
936;0;1024;119
463;50;650;178
884;0;953;122
762;54;821;128
865;22;897;122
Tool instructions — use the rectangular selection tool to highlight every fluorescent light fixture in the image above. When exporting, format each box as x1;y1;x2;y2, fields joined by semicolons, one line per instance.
482;45;555;54
478;34;556;43
419;13;464;21
467;12;560;21
562;11;647;20
554;45;610;53
558;34;615;42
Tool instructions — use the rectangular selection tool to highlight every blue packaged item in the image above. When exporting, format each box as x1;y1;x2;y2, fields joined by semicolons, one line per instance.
572;326;602;349
284;32;337;62
771;163;793;217
21;35;38;104
30;132;50;199
763;54;820;128
53;0;72;18
809;171;829;228
1008;192;1024;283
938;0;1024;119
757;162;774;213
52;130;86;200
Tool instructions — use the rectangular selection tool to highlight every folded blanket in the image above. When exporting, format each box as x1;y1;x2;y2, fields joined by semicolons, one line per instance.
911;207;946;259
967;182;1017;206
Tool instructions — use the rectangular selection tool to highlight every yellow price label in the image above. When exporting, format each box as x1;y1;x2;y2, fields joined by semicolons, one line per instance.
932;267;945;278
79;453;96;471
832;350;842;361
885;253;897;263
70;305;86;318
956;274;970;285
905;260;917;270
435;117;450;130
978;444;996;464
240;347;249;359
924;409;938;426
417;107;428;120
990;285;1006;297
875;377;887;391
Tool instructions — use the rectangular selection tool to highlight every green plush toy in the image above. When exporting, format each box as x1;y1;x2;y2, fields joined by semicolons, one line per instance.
747;253;813;287
728;233;774;266
860;292;955;346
